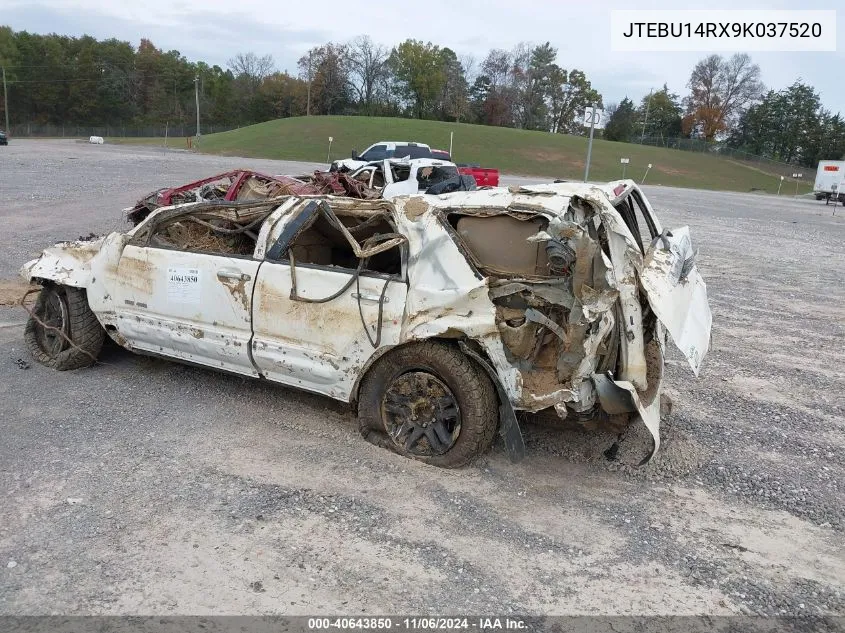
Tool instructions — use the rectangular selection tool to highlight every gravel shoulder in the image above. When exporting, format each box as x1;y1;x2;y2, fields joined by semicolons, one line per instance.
0;140;843;616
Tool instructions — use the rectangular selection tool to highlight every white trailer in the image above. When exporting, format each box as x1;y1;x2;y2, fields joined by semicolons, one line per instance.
813;160;845;202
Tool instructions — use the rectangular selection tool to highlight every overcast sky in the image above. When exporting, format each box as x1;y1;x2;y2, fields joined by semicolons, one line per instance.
4;0;844;112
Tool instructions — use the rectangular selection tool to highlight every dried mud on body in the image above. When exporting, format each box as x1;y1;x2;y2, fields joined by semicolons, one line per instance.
0;140;843;617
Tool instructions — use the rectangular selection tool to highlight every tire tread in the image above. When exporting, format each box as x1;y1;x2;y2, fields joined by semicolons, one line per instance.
358;340;498;468
25;285;104;371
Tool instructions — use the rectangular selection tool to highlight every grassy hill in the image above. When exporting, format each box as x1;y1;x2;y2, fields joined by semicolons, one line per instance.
142;116;813;194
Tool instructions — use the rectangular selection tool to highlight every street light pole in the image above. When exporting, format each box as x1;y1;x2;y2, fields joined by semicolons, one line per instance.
640;88;653;143
306;50;313;117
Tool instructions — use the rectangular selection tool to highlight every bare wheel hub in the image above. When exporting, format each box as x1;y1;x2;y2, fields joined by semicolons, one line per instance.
381;371;461;456
36;289;70;357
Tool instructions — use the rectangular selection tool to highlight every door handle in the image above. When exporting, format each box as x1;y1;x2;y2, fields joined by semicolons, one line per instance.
352;293;389;303
217;270;251;281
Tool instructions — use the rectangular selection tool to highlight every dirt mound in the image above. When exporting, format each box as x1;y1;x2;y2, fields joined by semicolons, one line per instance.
0;279;38;307
612;416;710;478
522;410;710;478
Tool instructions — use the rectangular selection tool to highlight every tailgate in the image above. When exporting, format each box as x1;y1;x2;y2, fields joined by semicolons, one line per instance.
459;167;499;187
639;226;712;375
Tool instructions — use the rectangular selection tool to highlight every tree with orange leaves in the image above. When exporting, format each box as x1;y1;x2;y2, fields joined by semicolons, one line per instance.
683;54;764;141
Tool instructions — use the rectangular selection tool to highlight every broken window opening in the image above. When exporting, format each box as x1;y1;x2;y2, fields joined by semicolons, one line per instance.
417;166;459;190
197;176;234;201
615;192;658;254
390;164;411;183
280;207;402;277
446;211;552;278
145;206;274;258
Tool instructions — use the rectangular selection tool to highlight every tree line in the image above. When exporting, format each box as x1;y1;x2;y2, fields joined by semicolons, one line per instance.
602;53;844;168
0;27;601;134
1;26;842;167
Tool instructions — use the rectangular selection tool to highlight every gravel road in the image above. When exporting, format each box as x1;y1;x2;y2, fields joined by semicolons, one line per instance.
0;139;843;617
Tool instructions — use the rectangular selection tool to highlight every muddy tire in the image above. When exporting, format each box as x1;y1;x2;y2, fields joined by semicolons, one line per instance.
358;341;499;468
358;341;498;468
24;285;104;371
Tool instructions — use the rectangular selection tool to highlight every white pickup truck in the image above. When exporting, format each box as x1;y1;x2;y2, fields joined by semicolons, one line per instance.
332;141;433;172
348;157;469;198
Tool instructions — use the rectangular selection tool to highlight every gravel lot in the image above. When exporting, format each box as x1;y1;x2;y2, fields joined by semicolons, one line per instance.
1;139;843;616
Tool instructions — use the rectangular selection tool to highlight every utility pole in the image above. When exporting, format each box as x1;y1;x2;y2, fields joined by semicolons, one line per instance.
306;50;313;116
194;75;200;145
640;88;653;143
2;66;9;134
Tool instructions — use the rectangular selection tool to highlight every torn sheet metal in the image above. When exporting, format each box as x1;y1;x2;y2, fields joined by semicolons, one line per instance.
307;170;382;199
640;226;712;375
125;170;320;226
20;236;108;287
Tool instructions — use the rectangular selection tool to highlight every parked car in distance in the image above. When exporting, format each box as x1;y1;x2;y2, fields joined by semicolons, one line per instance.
332;141;432;172
345;158;475;198
0;130;8;145
336;143;500;188
21;178;711;468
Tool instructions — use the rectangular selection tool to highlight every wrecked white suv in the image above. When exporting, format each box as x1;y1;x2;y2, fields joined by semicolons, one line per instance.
21;180;711;467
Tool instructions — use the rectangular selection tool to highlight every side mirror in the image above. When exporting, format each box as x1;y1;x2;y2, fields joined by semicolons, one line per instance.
351;149;358;159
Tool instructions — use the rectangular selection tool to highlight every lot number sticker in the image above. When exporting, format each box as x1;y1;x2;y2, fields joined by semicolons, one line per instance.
167;267;201;304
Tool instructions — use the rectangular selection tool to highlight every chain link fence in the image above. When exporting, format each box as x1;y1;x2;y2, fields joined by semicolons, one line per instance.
6;123;238;139
631;135;817;183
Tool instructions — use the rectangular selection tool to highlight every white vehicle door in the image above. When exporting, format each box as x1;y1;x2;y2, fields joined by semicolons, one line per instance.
382;162;418;198
627;190;712;375
250;200;408;400
110;205;264;376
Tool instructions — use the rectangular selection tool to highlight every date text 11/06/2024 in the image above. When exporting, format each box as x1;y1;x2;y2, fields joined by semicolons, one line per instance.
308;617;528;630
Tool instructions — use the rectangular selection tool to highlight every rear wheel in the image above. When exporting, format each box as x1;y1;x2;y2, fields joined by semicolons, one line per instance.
24;285;104;370
358;341;498;468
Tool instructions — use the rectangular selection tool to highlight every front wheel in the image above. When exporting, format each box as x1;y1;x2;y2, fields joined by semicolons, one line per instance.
24;284;104;370
357;341;499;468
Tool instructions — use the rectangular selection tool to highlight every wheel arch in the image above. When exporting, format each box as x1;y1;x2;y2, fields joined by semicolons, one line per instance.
352;335;526;464
21;254;94;289
349;335;500;414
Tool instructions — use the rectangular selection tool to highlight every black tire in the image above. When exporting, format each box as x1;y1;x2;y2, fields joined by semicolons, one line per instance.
24;285;104;370
358;341;498;468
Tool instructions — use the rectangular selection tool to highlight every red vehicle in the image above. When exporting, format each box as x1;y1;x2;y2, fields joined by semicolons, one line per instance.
126;169;318;225
431;149;499;187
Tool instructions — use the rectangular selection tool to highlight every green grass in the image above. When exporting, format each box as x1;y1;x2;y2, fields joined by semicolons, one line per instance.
108;137;188;147
120;116;814;194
